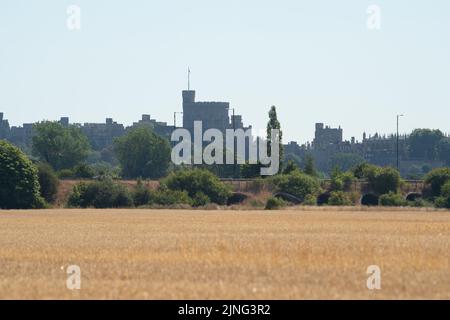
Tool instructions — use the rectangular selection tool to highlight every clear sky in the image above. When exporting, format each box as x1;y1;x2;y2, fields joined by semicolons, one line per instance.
0;0;449;143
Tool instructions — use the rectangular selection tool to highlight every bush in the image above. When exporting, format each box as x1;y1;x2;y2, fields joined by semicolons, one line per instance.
341;172;355;191
352;163;378;179
330;177;344;191
58;168;75;179
68;179;133;208
161;169;231;205
328;191;352;206
367;167;401;195
37;163;59;203
302;194;317;206
192;192;210;207
150;186;192;206
132;180;152;207
425;168;450;197
379;192;407;207
435;196;450;209
72;163;95;179
271;171;321;201
265;196;286;210
441;181;450;198
0;140;45;209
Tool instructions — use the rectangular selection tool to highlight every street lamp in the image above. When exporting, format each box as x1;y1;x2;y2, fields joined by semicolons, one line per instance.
396;114;404;171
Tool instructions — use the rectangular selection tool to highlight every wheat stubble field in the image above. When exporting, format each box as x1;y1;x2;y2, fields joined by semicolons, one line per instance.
0;209;449;300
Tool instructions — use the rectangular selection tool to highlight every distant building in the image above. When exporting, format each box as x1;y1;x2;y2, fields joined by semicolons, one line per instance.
313;123;343;147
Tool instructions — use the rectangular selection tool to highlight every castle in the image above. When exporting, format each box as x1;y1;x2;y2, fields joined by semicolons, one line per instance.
0;89;251;152
1;92;448;177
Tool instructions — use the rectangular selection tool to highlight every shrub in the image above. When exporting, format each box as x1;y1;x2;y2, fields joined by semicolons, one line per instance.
37;163;59;203
441;181;450;198
330;177;344;192
192;192;211;207
0;140;45;209
72;163;96;179
367;167;401;195
265;196;286;210
150;186;192;206
58;168;75;179
341;172;355;191
379;192;407;207
435;196;450;209
67;179;133;208
271;171;321;201
302;194;317;206
132;180;152;207
328;191;352;206
352;163;378;179
161;169;231;205
425;168;450;197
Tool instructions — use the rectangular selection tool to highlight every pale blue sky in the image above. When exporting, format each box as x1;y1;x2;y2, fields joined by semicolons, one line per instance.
0;0;449;143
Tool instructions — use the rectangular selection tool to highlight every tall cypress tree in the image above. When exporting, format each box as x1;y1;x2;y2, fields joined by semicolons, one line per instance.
266;106;283;173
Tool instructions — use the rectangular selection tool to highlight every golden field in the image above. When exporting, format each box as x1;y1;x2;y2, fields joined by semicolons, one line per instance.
0;208;449;300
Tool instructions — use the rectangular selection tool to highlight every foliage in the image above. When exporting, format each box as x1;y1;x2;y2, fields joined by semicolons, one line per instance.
283;160;300;175
72;163;96;179
114;127;171;179
329;153;365;173
37;162;59;203
0;140;45;209
409;129;444;160
149;186;192;206
379;192;407;207
328;191;352;206
161;169;231;205
132;180;152;207
352;162;378;179
303;154;318;177
240;162;263;178
441;181;450;198
434;196;450;209
32;121;90;170
367;167;401;195
67;179;133;208
302;194;317;206
265;196;286;210
271;171;321;200
438;138;450;166
192;192;211;207
425;167;450;197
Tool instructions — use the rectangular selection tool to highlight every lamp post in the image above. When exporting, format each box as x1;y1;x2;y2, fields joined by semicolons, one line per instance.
396;114;404;171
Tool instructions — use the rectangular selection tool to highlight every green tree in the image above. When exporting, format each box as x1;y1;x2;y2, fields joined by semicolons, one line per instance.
161;168;231;205
0;140;44;209
272;171;321;200
329;153;365;173
37;163;59;203
424;167;450;197
303;154;318;177
438;138;450;166
282;160;300;175
114;127;171;179
266;106;283;172
32;121;90;170
408;129;444;160
367;167;402;195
